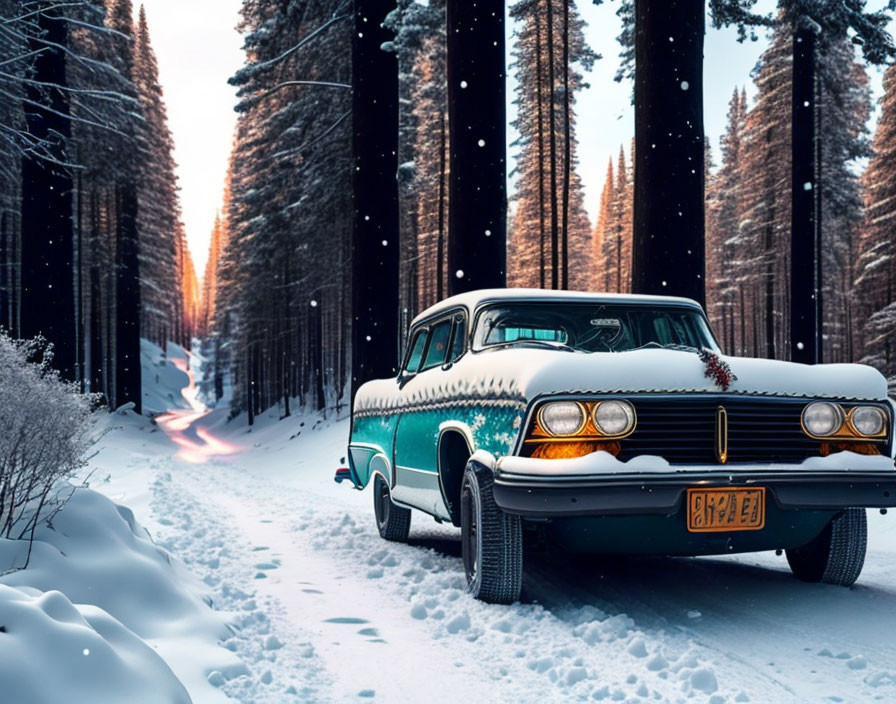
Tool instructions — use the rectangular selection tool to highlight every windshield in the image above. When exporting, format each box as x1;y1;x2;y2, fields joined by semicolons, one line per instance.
472;302;719;353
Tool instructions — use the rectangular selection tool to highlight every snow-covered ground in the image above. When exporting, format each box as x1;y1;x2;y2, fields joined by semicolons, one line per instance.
8;340;896;702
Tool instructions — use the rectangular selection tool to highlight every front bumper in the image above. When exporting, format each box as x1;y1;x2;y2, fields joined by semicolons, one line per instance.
488;454;896;518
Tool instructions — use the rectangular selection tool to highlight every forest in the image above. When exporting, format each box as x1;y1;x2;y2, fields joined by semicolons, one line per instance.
0;0;198;414
3;0;896;423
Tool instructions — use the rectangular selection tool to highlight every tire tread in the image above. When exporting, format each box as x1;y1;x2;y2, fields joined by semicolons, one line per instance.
786;508;866;587
464;463;523;604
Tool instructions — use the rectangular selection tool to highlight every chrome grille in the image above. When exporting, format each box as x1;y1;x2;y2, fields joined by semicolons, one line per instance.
614;395;888;465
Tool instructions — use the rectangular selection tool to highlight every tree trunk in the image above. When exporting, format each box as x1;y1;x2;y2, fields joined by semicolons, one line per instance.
19;5;76;379
790;22;821;364
351;0;401;396
765;224;775;359
446;0;507;295
436;112;447;301
535;9;546;289
314;301;325;412
561;0;570;290
115;182;142;412
545;0;559;289
632;0;706;306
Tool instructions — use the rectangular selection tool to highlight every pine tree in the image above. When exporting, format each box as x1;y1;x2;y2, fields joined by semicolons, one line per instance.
609;144;633;293
738;24;792;359
706;88;747;354
0;1;187;411
352;0;400;393
816;39;871;364
780;0;895;362
591;158;614;291
508;0;596;291
411;32;450;312
18;3;76;379
721;26;871;364
446;0;506;294
855;65;896;378
383;0;444;336
200;213;224;337
631;0;706;305
223;0;353;420
133;7;185;348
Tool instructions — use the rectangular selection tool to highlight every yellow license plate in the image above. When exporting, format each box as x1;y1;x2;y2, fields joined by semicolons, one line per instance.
687;487;766;533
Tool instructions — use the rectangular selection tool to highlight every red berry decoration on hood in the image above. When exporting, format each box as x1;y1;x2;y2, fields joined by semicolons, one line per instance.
698;347;737;391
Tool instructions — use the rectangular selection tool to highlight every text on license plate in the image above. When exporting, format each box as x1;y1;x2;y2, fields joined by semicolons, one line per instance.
687;487;766;533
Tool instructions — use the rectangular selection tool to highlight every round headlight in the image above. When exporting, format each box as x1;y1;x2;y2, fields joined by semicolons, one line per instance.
851;406;886;437
802;402;843;437
538;402;587;436
593;400;636;437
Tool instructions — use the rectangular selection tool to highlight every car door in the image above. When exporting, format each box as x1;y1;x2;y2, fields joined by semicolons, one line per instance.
391;316;454;516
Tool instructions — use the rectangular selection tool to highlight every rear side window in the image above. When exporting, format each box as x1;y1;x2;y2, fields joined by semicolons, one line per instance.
422;320;452;370
405;330;428;373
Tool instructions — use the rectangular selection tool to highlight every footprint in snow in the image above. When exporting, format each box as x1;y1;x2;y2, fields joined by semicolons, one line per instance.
254;562;278;570
324;617;369;625
302;588;323;594
252;546;269;552
358;690;375;698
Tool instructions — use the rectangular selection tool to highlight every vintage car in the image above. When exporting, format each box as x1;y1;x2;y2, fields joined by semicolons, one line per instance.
338;289;896;603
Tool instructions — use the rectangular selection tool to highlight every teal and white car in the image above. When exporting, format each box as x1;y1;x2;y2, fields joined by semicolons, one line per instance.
338;289;896;603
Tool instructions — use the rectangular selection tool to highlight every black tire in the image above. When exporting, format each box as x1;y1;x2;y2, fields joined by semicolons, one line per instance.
460;460;523;604
373;474;411;542
786;508;867;587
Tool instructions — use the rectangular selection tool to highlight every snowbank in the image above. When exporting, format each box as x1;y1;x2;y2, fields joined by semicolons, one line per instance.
0;585;189;704
0;484;239;703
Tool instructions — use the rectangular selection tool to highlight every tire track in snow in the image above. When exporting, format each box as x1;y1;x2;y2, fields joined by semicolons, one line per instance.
170;459;784;703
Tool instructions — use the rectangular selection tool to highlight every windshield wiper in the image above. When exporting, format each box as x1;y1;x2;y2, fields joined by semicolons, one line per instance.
490;339;578;352
631;342;698;353
514;339;577;352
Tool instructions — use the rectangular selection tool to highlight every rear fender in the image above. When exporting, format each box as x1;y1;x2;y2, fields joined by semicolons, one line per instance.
348;443;394;489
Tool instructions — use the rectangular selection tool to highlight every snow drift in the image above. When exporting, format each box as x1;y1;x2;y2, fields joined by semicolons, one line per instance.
0;484;240;703
0;585;190;704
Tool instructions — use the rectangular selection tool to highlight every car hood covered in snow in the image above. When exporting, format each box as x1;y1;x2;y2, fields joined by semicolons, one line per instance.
499;347;888;401
354;347;888;416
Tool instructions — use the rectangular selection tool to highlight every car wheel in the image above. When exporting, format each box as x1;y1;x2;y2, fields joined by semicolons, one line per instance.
785;508;867;587
373;474;411;542
460;460;523;604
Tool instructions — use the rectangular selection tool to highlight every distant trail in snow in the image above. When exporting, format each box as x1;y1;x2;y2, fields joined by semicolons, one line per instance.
154;352;245;464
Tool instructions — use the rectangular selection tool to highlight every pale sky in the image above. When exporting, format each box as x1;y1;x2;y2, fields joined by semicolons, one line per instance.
139;0;888;284
137;0;244;282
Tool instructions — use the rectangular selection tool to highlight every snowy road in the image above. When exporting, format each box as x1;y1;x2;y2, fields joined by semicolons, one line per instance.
93;351;896;703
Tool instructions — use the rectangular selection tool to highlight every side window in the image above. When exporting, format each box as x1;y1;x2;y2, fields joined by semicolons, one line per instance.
404;330;428;374
450;315;467;361
421;320;452;370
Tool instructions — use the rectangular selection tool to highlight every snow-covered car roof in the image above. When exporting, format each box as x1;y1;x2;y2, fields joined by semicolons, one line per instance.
411;288;703;327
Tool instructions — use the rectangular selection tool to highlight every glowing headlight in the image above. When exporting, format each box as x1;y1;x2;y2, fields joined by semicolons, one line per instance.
850;406;887;437
802;402;843;437
593;400;636;437
538;402;587;436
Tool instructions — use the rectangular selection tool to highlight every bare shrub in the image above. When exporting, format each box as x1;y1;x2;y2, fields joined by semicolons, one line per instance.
0;333;95;546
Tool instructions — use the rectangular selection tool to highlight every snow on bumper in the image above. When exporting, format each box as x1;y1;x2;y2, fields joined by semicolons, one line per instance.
476;450;896;518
